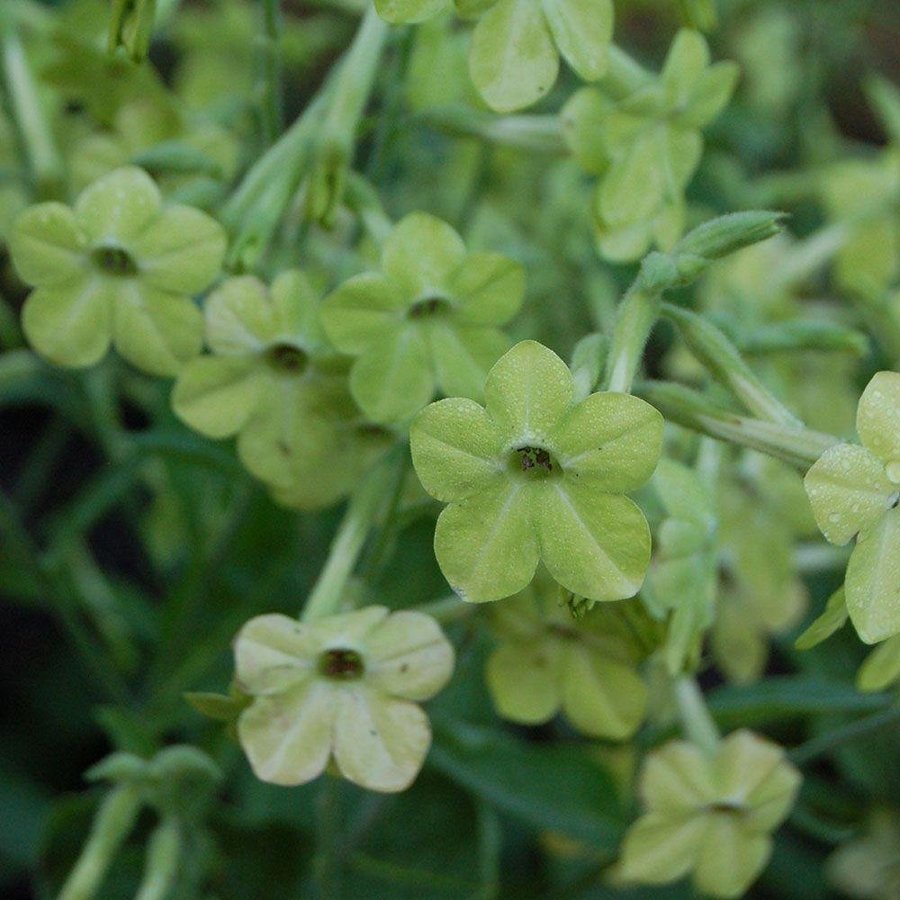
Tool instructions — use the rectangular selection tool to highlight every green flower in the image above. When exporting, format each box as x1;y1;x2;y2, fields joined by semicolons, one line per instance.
486;580;647;738
827;809;900;900
561;30;738;261
376;0;613;113
804;371;900;643
410;340;663;603
234;606;455;793
321;212;524;424
173;270;381;506
617;730;801;898
9;167;226;376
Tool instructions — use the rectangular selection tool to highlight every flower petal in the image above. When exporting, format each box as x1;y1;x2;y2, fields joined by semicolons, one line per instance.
381;213;466;298
617;812;707;885
484;340;574;443
172;355;265;438
429;324;509;402
234;613;319;694
804;443;894;545
74;166;161;243
366;611;455;701
349;326;434;424
560;645;646;739
541;0;612;82
112;283;204;376
693;816;771;899
536;483;651;602
434;482;540;602
271;269;325;344
639;741;716;811
131;204;226;294
449;252;525;326
320;273;406;354
845;507;900;644
238;681;335;785
411;397;505;503
21;279;112;368
486;639;563;724
469;0;559;113
204;276;278;354
856;371;900;467
10;203;86;285
332;688;431;792
553;391;663;492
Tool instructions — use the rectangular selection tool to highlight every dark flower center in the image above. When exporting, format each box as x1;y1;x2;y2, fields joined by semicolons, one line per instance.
408;296;452;319
264;343;309;374
318;648;365;680
92;245;138;277
511;445;559;478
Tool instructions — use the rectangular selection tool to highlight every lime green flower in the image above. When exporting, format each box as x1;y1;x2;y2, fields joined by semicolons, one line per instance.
617;730;802;898
561;30;738;261
9;167;226;376
804;371;900;643
486;580;647;738
234;606;455;793
410;340;663;603
173;270;373;504
376;0;613;113
827;809;900;900
321;212;524;424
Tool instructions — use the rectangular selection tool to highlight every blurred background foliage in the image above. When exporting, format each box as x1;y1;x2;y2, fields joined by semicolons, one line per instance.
0;0;899;898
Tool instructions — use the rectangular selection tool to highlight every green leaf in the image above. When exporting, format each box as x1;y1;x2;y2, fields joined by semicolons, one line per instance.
704;677;892;730
795;587;848;650
429;716;623;846
541;0;612;82
845;507;900;644
469;0;559;113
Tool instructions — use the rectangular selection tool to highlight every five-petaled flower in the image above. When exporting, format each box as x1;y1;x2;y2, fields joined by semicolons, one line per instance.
616;730;801;898
804;371;900;643
410;340;664;603
9;166;226;376
234;606;455;793
320;211;524;425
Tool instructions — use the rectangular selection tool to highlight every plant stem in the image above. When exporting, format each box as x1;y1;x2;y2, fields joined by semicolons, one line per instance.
134;819;182;900
257;0;284;145
58;785;143;900
301;449;404;622
675;676;721;755
789;706;900;766
1;30;63;198
421;107;567;155
604;283;662;394
313;774;341;900
411;595;474;624
636;380;839;468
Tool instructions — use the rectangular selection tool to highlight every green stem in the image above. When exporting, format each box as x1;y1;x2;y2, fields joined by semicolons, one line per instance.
58;785;143;900
605;44;655;98
420;107;567;155
1;30;63;198
306;4;388;224
675;676;721;755
134;819;182;900
313;774;342;900
301;449;403;622
637;380;839;468
411;595;474;624
475;801;501;900
789;706;900;766
604;283;662;394
257;0;284;145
